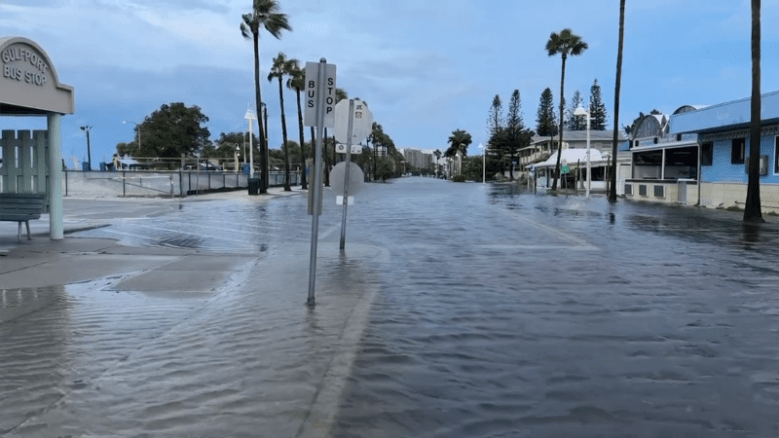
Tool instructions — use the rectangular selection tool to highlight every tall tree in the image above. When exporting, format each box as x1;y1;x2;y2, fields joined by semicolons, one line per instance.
744;0;763;222
567;90;586;131
589;79;608;130
536;88;559;153
488;94;503;137
287;59;307;190
434;149;442;176
546;28;588;190
241;0;291;194
268;52;296;191
118;102;210;159
505;89;530;181
446;129;472;157
609;1;625;202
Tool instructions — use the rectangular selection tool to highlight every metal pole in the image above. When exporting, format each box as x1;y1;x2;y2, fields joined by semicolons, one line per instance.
340;99;355;250
308;58;328;307
586;110;591;198
249;123;254;178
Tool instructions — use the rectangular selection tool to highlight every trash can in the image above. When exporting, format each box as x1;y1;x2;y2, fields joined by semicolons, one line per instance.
248;177;260;195
99;162;107;171
82;162;91;172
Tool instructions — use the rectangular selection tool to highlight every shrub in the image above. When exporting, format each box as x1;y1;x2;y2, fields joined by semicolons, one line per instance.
451;175;467;182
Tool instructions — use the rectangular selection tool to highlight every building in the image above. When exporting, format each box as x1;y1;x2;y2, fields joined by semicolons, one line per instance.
525;130;627;190
519;130;626;171
401;148;432;172
671;91;779;213
623;91;779;214
623;106;700;203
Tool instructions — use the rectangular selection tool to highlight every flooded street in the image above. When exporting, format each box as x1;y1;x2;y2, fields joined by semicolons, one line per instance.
2;178;778;437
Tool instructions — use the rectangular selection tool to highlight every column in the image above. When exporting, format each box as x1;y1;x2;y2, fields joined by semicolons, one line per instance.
47;113;64;240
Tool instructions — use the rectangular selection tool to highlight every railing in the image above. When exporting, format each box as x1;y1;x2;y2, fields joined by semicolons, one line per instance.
63;169;302;197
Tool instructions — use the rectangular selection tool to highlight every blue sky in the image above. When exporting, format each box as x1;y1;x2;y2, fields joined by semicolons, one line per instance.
2;0;778;163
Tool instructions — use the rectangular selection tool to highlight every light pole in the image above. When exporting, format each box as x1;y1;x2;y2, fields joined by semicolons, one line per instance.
259;102;269;189
477;142;485;184
244;107;257;178
574;106;591;198
123;120;141;154
80;125;92;170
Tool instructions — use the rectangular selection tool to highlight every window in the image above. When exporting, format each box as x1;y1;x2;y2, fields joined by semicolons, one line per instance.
731;138;745;164
775;136;779;174
701;142;713;166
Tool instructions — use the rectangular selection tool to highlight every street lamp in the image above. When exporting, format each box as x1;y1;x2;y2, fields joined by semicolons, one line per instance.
244;106;257;178
477;143;485;184
80;125;92;170
122;120;141;154
574;106;592;198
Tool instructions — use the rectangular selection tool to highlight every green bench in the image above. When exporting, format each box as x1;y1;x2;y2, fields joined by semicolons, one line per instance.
0;193;46;242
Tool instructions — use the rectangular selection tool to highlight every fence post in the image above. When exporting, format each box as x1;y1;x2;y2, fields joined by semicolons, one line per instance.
64;170;68;197
122;170;126;197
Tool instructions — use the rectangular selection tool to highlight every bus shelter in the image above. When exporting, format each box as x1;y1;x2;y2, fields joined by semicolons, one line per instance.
1;36;75;239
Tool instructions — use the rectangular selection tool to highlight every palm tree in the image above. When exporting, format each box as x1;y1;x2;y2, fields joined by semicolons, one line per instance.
241;0;291;194
609;1;625;203
744;0;763;223
287;60;307;190
268;52;296;191
546;28;587;190
434;149;442;176
446;129;472;157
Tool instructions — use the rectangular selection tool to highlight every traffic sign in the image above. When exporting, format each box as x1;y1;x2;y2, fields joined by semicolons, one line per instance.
336;143;362;154
561;166;570;174
334;99;373;144
304;61;337;128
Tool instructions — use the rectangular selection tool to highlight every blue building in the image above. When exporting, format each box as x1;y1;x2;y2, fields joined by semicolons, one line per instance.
670;90;779;212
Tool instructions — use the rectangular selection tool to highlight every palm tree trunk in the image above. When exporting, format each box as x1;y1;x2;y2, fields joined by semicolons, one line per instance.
373;143;378;181
278;77;291;191
744;0;763;222
253;32;268;194
609;0;626;203
552;54;567;191
296;89;307;190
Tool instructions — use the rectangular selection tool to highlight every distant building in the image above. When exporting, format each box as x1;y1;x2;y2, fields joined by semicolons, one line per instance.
401;148;432;171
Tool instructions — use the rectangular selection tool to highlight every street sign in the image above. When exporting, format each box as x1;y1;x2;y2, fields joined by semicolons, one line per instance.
303;61;337;128
330;161;365;197
561;166;570;174
334;99;373;144
335;143;363;154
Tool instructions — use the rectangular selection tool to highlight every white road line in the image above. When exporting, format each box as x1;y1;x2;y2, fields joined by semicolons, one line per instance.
494;207;599;251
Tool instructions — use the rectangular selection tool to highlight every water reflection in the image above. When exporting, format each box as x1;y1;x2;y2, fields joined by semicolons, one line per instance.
0;285;70;433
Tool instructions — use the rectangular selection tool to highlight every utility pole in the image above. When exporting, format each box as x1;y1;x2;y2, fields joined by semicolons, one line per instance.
80;125;92;170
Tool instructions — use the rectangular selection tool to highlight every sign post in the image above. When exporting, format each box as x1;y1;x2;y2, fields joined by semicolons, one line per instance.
304;59;336;307
334;98;373;250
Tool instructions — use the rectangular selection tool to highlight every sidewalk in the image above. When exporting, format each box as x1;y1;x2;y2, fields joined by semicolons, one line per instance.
0;187;377;438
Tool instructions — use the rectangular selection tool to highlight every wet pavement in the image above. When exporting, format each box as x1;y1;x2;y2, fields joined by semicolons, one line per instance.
1;180;778;437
